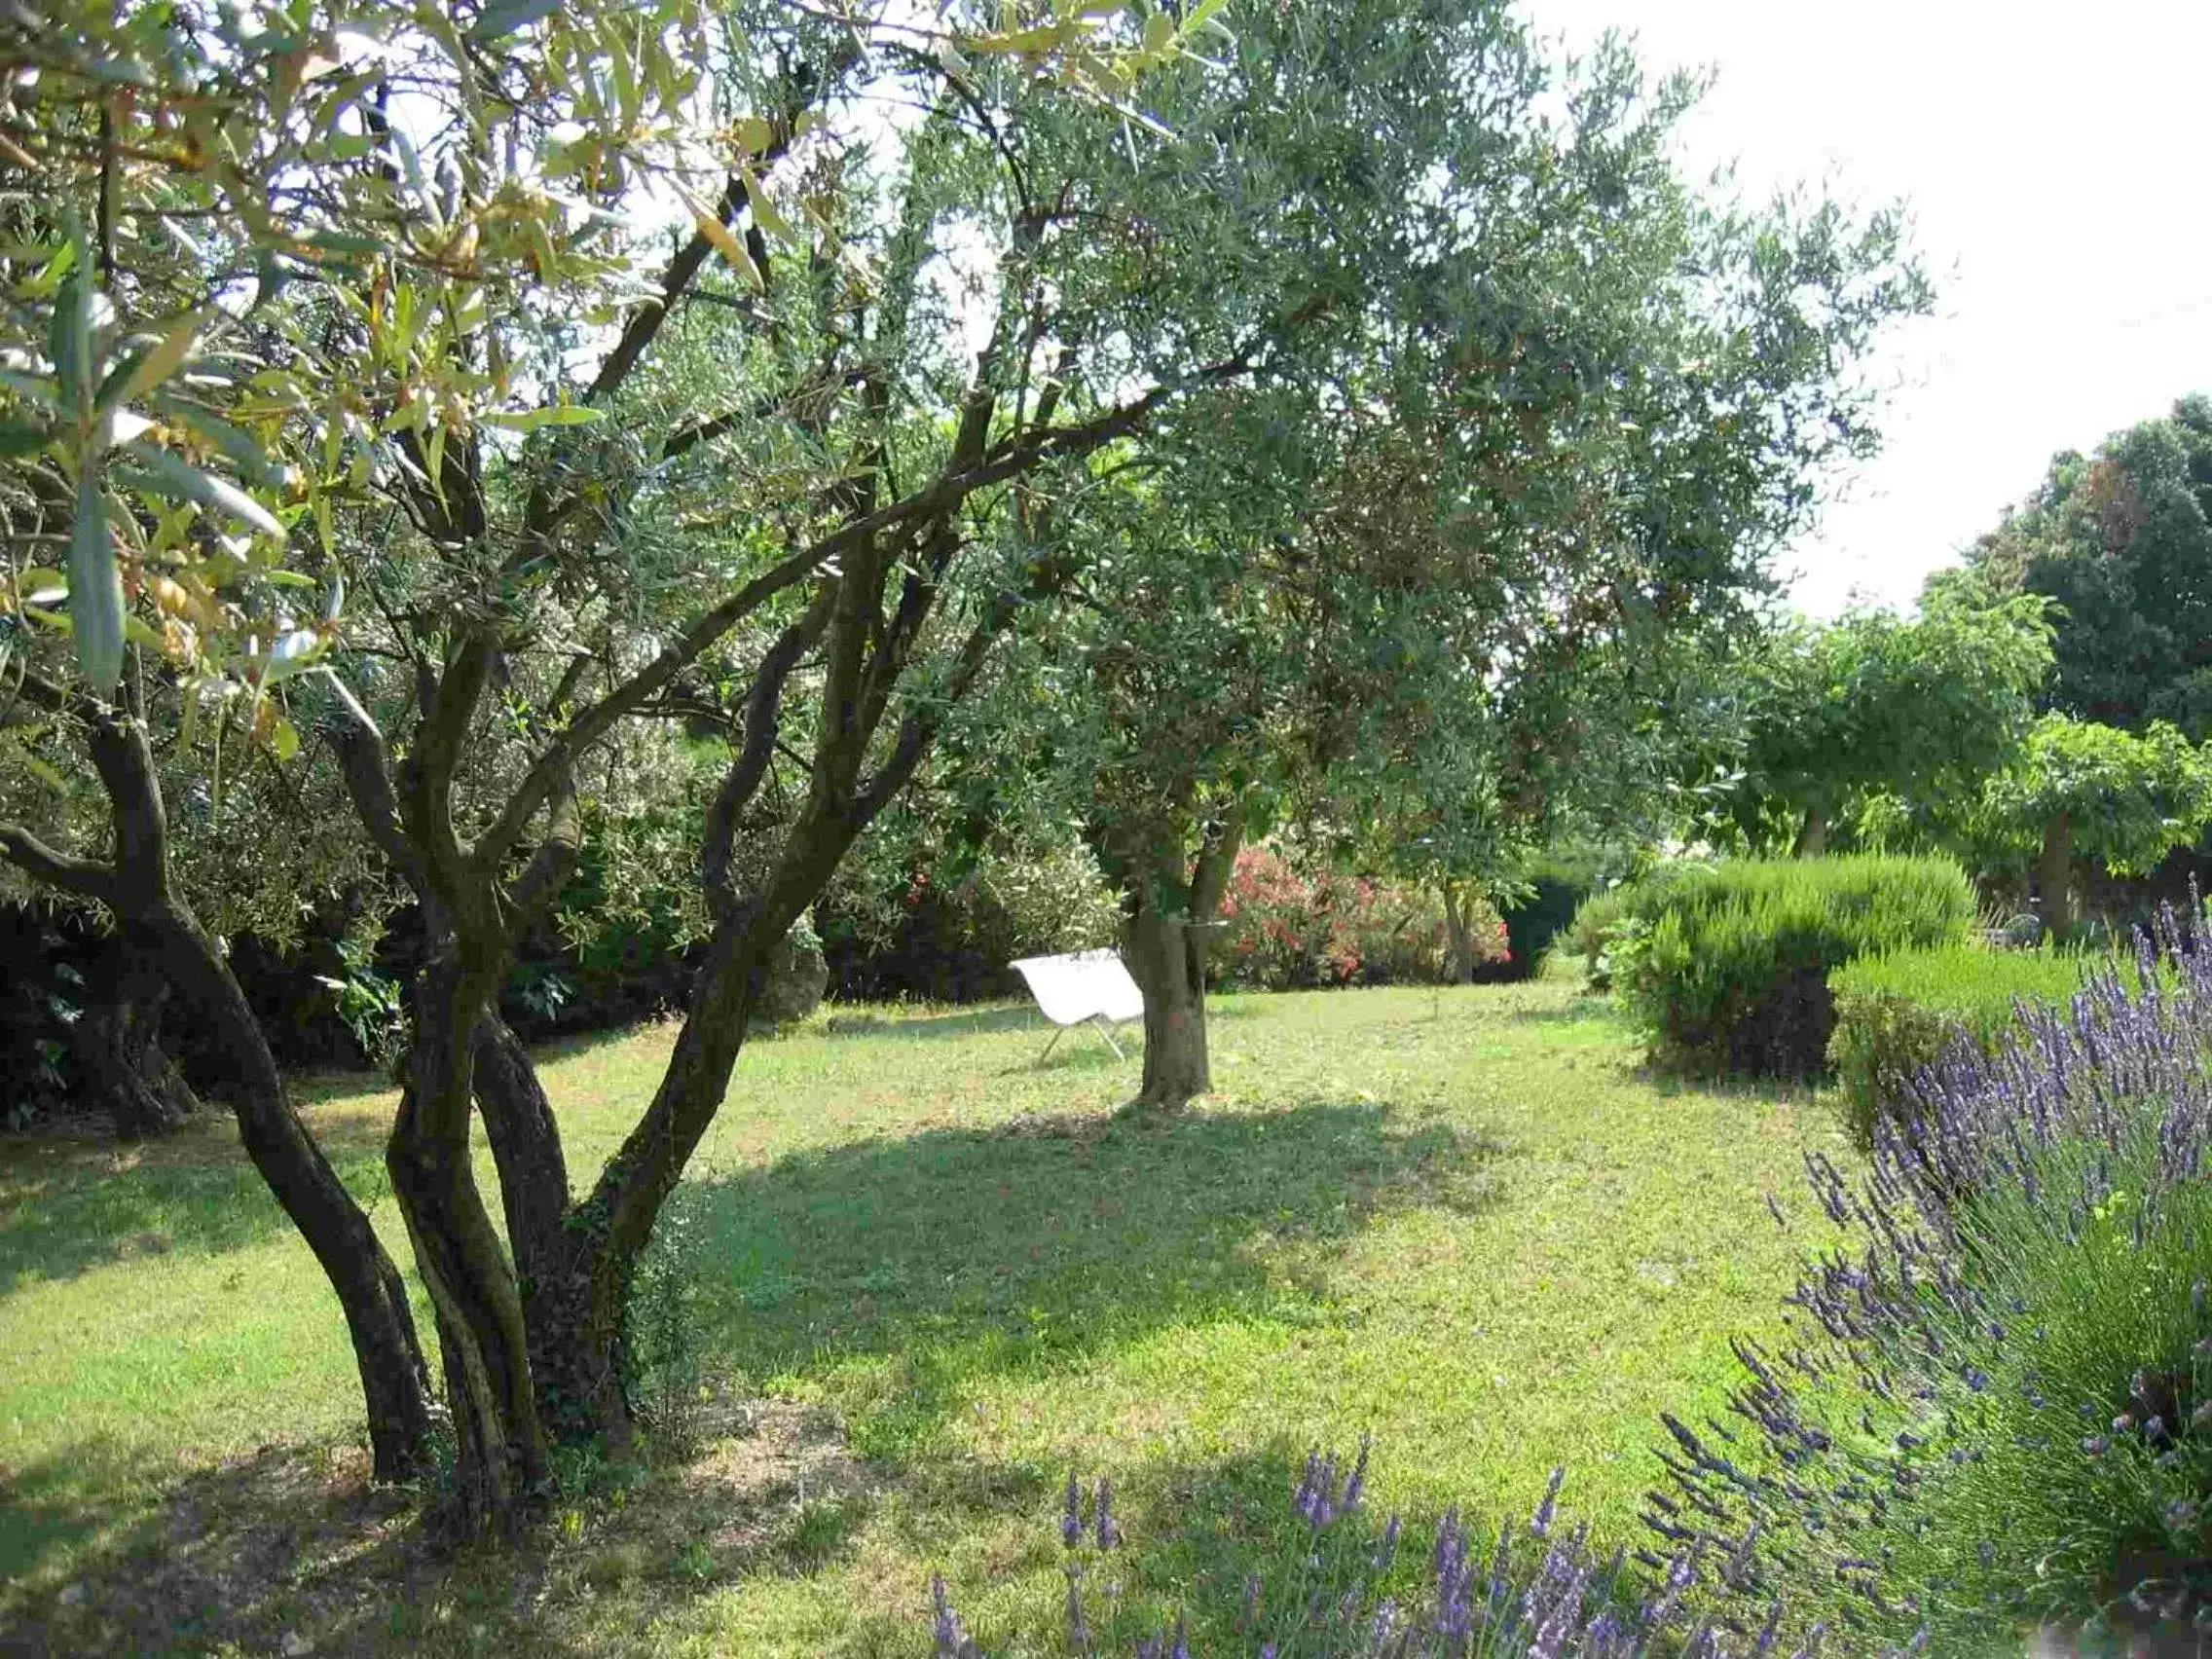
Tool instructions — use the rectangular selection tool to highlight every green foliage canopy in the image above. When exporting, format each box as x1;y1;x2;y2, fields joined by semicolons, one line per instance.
1719;588;2053;852
1963;395;2212;735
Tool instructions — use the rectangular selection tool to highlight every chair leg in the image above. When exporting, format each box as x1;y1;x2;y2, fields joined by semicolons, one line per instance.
1040;1025;1067;1064
1093;1016;1126;1061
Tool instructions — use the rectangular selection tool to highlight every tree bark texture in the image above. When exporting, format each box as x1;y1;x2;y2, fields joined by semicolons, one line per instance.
149;905;437;1482
0;700;436;1483
1441;881;1478;983
390;924;550;1536
69;944;198;1139
2040;811;2076;944
1117;812;1244;1109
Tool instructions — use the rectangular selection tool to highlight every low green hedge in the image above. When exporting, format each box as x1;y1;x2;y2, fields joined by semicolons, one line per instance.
1827;946;2101;1146
1609;856;1976;1080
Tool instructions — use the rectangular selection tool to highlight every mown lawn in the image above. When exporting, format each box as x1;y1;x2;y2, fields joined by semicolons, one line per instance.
0;980;1851;1655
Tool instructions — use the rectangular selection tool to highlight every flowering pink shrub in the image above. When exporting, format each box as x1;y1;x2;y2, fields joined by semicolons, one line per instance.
1213;846;1506;988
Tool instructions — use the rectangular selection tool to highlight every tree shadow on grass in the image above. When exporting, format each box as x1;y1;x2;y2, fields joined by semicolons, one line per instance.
0;1399;882;1657
0;1114;392;1293
674;1097;1502;1458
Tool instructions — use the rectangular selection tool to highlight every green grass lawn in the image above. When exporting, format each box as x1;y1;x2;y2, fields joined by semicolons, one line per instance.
0;981;1851;1655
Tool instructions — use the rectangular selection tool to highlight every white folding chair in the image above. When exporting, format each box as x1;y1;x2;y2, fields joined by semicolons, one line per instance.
1010;949;1145;1062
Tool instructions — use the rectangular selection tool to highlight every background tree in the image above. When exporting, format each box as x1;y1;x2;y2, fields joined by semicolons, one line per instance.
1716;588;2053;856
1965;713;2212;941
977;54;1926;1099
1963;396;2212;734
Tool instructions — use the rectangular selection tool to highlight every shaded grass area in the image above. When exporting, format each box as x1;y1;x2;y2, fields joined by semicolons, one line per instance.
0;982;1850;1655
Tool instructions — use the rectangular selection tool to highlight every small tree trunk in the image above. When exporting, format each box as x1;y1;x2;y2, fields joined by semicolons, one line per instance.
389;949;548;1539
1123;903;1213;1107
1441;881;1476;983
1117;814;1242;1110
71;945;197;1139
2041;811;2076;944
146;908;435;1482
1794;807;1829;858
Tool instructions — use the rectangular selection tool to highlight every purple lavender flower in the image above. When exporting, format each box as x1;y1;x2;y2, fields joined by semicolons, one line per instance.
1094;1477;1121;1550
1530;1466;1565;1539
1373;1511;1402;1575
1343;1434;1370;1514
931;1576;976;1658
1061;1471;1084;1549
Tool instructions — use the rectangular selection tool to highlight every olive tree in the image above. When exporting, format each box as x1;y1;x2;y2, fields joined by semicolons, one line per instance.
1972;714;2212;940
960;38;1932;1104
2;0;1209;1523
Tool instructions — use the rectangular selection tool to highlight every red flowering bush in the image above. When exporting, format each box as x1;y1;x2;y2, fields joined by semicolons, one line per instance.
1212;846;1506;988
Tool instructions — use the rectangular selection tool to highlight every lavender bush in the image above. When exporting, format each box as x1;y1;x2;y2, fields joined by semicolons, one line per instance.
927;1450;1889;1656
1652;903;2212;1651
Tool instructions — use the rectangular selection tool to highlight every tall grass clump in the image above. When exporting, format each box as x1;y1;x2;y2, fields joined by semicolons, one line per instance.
1826;944;2095;1146
1653;908;2212;1652
1607;857;1974;1080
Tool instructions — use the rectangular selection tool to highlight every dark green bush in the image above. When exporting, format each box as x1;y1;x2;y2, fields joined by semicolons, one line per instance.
1609;855;1975;1080
1494;854;1603;982
1827;944;2092;1145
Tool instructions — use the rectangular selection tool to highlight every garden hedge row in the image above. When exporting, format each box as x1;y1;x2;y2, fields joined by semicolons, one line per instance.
1606;856;1976;1080
1826;944;2093;1145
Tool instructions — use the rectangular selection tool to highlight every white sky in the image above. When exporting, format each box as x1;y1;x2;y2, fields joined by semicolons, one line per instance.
1524;0;2212;618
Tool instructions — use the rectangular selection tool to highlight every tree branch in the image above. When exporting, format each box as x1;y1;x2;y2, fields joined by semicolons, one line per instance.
0;822;118;903
318;668;430;892
703;584;837;919
505;762;581;926
472;537;832;869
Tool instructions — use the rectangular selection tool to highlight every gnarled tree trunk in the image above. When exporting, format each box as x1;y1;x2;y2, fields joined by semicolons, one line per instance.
470;1014;629;1453
0;694;434;1483
389;924;549;1537
70;944;197;1139
1794;806;1829;858
149;905;436;1482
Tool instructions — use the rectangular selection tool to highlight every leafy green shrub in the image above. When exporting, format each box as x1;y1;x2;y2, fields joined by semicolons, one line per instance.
1214;846;1505;989
1565;862;1713;991
820;832;1120;1002
1609;855;1975;1080
1827;944;2092;1145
